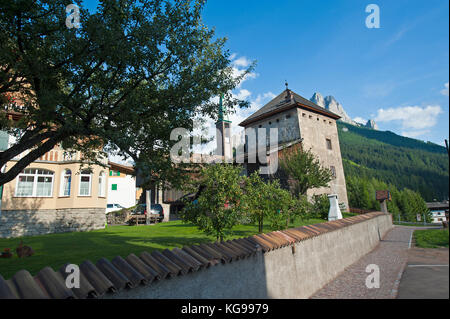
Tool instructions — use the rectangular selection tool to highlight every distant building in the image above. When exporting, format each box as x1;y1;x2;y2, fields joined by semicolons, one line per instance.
426;201;449;224
239;87;349;209
107;161;138;210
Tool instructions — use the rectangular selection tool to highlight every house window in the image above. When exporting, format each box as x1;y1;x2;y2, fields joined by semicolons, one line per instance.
79;170;92;196
60;169;72;196
286;115;291;119
112;184;118;191
98;171;106;197
110;170;120;176
326;138;332;150
15;168;54;197
330;166;337;179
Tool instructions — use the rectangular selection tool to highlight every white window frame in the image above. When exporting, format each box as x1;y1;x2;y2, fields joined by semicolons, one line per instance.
15;168;54;198
98;171;106;197
60;169;72;197
78;170;92;197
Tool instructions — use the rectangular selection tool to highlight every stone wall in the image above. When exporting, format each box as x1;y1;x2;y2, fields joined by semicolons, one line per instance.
108;213;393;299
0;208;106;238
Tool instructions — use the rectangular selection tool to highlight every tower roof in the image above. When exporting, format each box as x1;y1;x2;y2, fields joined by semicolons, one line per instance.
239;89;340;127
216;94;231;124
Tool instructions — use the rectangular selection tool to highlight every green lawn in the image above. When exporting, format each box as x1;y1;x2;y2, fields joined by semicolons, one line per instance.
0;217;325;279
414;229;449;248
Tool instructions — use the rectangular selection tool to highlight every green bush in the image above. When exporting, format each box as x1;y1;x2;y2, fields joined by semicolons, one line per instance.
310;194;330;220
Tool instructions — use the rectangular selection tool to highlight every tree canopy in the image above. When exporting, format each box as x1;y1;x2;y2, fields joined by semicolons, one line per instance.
279;147;333;197
180;163;244;241
0;0;251;186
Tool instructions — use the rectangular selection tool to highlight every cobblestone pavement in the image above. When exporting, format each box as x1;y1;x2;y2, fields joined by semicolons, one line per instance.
311;226;420;299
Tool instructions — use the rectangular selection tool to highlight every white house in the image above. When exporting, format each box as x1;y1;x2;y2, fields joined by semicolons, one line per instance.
107;162;138;210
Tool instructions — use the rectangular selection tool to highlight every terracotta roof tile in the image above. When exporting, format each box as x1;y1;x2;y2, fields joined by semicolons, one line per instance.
188;245;221;265
170;248;202;272
96;258;131;291
58;263;97;299
0;275;17;299
139;252;171;279
12;270;49;299
35;267;75;299
80;260;115;296
181;246;214;268
125;254;158;283
150;251;184;276
111;256;146;288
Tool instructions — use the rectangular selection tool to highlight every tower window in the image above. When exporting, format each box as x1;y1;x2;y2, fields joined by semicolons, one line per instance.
326;138;332;150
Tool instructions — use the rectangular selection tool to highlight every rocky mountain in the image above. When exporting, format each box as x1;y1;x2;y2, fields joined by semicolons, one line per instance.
365;119;379;130
310;92;378;130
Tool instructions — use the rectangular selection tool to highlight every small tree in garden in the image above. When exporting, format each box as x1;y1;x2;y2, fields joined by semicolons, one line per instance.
181;164;244;242
266;183;297;231
242;172;296;232
280;147;333;198
311;194;331;220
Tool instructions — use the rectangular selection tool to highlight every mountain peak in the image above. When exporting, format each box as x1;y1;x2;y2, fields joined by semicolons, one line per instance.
310;93;355;125
310;92;325;108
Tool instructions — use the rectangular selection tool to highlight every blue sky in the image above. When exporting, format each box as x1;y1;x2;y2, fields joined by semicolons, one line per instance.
83;0;449;146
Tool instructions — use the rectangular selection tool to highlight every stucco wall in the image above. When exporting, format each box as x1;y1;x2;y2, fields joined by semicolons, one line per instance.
107;213;392;299
297;109;349;209
107;174;137;209
0;208;106;238
1;161;108;211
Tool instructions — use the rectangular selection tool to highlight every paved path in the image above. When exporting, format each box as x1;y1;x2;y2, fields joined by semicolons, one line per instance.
397;247;449;299
311;226;420;299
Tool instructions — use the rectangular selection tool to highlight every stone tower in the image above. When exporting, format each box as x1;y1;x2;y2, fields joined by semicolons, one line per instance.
216;94;232;162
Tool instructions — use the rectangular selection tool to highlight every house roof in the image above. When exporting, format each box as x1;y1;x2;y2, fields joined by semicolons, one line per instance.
108;161;134;175
0;212;385;299
239;89;341;127
426;201;449;210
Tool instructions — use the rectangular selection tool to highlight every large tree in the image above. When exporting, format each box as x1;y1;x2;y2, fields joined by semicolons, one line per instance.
0;0;251;186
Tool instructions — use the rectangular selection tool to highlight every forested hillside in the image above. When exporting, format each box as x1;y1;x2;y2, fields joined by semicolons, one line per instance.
337;122;449;201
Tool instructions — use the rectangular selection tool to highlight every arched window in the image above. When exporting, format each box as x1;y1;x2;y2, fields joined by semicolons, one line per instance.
60;169;72;196
98;171;106;197
79;169;92;196
15;168;54;197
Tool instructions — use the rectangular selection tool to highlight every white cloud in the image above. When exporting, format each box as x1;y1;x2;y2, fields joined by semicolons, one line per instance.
441;82;449;96
232;56;252;68
375;105;442;130
235;89;251;101
230;55;258;88
353;117;367;125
